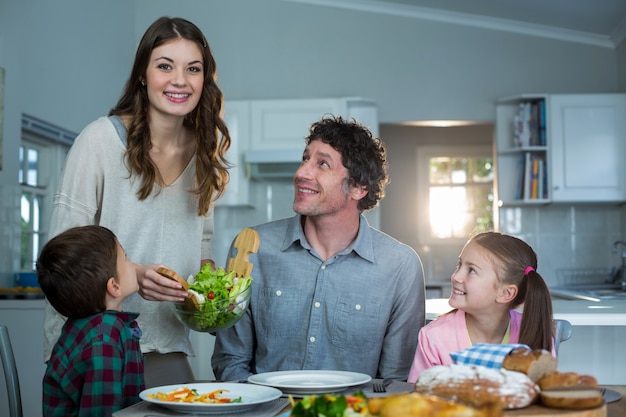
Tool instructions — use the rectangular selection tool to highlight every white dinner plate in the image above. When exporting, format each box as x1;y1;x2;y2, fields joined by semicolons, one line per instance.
248;370;372;395
139;382;282;414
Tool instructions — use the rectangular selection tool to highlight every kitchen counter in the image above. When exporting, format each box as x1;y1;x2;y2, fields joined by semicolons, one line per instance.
0;298;45;308
426;298;626;325
425;298;626;384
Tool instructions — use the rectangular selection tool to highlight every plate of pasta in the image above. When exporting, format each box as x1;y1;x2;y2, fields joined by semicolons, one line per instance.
139;382;282;414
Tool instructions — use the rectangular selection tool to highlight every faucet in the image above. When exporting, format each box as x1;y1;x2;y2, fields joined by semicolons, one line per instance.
611;240;626;289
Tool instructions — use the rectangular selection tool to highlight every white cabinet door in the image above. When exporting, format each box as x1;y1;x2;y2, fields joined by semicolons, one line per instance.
249;97;377;150
550;94;626;202
215;100;251;207
250;98;345;151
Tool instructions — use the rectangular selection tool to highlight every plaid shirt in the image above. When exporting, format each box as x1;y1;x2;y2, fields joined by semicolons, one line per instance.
43;311;144;416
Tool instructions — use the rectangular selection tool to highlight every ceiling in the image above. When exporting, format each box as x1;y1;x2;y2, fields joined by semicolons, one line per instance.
285;0;626;47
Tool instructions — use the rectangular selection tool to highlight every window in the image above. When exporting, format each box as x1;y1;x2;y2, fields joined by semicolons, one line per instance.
20;115;74;271
417;146;494;242
19;144;45;271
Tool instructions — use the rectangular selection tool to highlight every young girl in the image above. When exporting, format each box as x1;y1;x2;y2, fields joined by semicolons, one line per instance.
407;231;553;383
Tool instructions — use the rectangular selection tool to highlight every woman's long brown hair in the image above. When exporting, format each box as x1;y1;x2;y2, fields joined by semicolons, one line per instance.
109;17;230;216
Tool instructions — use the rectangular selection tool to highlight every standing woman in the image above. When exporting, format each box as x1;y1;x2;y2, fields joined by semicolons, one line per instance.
43;16;231;387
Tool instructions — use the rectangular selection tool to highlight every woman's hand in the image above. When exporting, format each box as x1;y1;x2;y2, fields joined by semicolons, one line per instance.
136;263;188;302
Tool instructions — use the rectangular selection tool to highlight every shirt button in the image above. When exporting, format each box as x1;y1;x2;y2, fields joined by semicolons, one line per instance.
309;336;316;343
276;290;282;296
355;304;361;310
321;265;326;270
314;302;320;308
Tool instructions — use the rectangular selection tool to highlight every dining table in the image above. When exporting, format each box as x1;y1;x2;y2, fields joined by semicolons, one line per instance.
113;383;626;417
590;386;625;417
112;379;413;417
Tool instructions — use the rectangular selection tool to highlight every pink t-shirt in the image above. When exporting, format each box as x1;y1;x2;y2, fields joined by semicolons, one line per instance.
407;309;522;383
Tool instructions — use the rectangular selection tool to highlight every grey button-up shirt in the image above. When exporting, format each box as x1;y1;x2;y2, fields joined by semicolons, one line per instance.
212;214;425;381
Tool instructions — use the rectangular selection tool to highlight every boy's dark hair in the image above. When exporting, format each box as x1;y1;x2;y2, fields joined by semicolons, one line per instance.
36;225;118;319
305;115;389;212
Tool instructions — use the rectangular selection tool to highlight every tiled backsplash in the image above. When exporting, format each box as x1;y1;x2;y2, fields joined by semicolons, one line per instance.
421;204;625;289
213;180;296;267
420;204;626;286
499;204;623;287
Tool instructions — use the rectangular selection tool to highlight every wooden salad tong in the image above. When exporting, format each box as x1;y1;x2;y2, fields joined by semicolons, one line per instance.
227;228;260;278
156;228;260;310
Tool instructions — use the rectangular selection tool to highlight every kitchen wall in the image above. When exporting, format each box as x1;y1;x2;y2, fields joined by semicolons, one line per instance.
2;0;626;284
1;0;626;394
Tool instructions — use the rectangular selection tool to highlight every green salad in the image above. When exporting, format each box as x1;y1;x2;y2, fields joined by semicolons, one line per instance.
289;392;369;417
174;265;252;332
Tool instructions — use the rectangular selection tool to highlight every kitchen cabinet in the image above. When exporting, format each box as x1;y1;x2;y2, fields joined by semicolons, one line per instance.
215;100;251;207
249;97;378;151
0;299;46;417
550;94;626;202
495;94;626;206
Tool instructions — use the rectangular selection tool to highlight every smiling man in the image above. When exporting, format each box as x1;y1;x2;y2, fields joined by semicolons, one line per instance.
212;115;426;381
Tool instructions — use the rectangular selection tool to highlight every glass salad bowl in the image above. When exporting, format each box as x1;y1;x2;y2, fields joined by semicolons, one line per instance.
168;266;253;333
169;284;251;332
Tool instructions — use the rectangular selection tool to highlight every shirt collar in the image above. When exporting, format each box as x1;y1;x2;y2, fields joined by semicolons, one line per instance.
282;214;376;263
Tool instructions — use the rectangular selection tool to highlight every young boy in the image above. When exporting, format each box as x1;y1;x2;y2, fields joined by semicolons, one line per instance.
37;225;144;416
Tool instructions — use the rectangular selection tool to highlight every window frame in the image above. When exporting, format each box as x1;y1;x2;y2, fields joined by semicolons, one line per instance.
19;115;74;271
416;145;494;245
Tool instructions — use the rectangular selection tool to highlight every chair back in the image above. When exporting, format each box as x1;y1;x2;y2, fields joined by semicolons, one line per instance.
553;319;573;355
0;325;23;417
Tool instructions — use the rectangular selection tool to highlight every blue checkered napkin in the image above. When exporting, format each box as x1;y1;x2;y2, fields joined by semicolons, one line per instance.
450;343;531;369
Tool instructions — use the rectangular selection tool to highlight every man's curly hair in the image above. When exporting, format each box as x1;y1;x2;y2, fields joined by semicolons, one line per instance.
305;115;389;212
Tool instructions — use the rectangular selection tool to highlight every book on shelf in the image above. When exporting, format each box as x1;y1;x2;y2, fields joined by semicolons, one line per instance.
537;157;544;199
515;152;547;201
512;99;546;148
530;156;540;199
539;99;547;145
523;152;532;200
515;153;525;200
539;158;550;199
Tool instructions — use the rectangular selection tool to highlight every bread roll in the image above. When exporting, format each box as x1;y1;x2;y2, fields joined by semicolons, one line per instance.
368;392;502;417
537;371;598;390
501;347;557;382
414;364;539;409
540;388;604;409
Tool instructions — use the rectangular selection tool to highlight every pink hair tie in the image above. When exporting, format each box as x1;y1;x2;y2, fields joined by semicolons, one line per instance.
524;266;535;275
